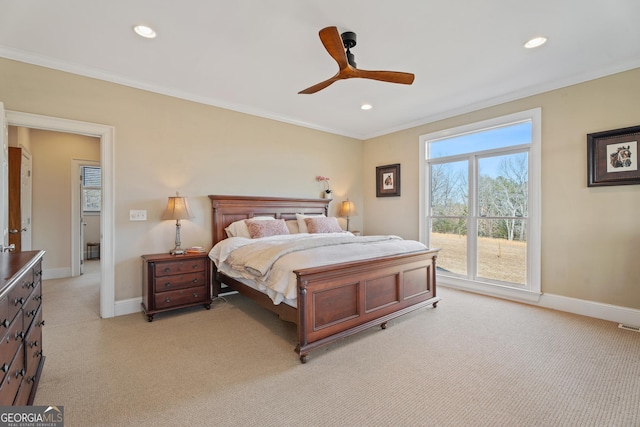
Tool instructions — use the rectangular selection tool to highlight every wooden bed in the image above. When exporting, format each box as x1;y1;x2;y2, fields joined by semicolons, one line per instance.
209;195;440;362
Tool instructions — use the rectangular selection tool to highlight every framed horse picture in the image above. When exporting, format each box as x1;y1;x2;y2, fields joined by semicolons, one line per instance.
587;125;640;187
376;163;401;197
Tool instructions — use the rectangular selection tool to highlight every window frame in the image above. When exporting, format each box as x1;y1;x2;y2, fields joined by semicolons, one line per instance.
419;108;541;301
82;165;102;214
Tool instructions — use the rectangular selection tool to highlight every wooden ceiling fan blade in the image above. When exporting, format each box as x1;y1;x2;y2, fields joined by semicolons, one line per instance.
354;69;415;85
298;76;341;94
319;26;348;70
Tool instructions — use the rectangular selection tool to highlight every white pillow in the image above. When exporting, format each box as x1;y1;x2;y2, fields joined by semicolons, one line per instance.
225;216;274;238
296;213;325;233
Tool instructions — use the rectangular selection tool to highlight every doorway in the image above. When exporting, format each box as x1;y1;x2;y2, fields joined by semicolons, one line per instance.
5;109;115;318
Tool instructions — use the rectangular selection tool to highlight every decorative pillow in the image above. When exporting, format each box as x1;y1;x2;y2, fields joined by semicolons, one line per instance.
285;220;300;234
245;219;290;238
305;216;343;234
225;216;274;238
296;213;325;233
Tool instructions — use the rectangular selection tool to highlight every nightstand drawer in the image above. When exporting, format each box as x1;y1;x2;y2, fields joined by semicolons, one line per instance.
153;271;207;293
154;258;206;276
154;285;208;309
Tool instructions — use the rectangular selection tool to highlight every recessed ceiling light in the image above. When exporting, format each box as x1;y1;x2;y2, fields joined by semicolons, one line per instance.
361;104;373;111
524;36;547;49
134;25;157;39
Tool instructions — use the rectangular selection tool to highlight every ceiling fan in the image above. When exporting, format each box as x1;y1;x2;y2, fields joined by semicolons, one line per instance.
298;26;415;94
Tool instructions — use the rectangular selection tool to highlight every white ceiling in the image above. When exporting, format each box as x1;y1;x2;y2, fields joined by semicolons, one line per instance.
1;0;639;139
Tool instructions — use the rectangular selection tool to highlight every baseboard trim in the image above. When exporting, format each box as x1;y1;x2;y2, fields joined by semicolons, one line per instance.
440;283;640;327
115;297;143;317
42;268;72;280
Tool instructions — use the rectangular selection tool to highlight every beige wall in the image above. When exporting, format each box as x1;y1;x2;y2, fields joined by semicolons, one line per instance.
0;58;363;301
2;56;638;311
364;67;640;310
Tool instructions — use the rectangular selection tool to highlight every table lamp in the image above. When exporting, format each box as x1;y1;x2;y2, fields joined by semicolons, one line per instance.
338;199;358;232
162;192;194;255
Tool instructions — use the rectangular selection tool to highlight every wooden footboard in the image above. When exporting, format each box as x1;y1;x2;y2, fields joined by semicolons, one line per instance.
294;249;439;362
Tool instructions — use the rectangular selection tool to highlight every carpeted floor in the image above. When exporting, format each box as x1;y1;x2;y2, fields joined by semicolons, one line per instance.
35;265;640;426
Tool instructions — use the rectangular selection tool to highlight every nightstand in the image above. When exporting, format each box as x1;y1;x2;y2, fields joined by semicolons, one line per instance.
141;252;212;322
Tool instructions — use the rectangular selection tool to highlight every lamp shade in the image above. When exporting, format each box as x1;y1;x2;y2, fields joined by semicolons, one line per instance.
162;195;194;221
338;200;358;217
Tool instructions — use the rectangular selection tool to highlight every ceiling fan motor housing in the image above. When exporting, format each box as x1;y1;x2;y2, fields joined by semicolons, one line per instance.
341;31;357;67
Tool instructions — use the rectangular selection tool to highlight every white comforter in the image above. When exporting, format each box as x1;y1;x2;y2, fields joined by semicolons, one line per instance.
209;233;428;306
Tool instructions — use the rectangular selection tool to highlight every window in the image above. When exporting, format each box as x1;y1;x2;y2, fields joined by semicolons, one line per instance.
82;166;101;213
419;109;541;300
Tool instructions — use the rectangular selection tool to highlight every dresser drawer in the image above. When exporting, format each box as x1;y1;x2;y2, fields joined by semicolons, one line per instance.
154;258;206;277
154;285;208;309
153;271;206;293
0;314;24;382
23;282;42;330
8;275;32;321
0;343;24;406
0;297;9;332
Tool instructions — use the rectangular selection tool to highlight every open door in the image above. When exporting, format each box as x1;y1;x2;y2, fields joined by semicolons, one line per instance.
8;147;31;252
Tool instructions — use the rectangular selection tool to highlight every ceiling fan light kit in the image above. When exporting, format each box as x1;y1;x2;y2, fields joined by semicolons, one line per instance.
299;26;414;94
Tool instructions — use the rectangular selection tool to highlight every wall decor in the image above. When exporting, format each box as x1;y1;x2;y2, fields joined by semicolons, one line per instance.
376;163;401;197
587;125;640;187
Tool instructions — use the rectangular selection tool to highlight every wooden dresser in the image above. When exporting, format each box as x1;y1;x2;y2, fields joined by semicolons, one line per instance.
141;252;211;322
0;250;45;405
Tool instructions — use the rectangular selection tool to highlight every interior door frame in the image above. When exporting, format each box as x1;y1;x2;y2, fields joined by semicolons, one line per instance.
6;110;115;319
72;159;100;277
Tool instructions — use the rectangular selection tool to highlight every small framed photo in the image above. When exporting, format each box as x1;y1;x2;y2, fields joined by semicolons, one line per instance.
587;125;640;187
376;163;401;197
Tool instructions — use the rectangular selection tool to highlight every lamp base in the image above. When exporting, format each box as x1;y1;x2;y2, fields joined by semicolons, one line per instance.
170;248;185;255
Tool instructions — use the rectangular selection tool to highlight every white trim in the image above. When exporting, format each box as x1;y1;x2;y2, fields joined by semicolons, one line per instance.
115;297;143;317
42;267;72;280
6;110;116;318
441;282;640;327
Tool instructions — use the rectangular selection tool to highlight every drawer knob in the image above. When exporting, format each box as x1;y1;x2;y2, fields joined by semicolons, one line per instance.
192;278;199;283
30;340;39;348
192;264;198;269
14;297;24;306
14;331;25;341
164;282;172;288
14;368;25;379
165;298;171;303
37;320;45;327
1;363;8;373
34;350;43;358
164;267;171;273
192;292;198;298
1;319;8;328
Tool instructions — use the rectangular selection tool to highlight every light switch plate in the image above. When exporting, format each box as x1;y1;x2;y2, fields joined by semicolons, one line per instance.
130;210;147;221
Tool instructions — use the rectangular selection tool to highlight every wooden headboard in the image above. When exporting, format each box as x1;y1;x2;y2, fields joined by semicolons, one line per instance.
209;195;331;246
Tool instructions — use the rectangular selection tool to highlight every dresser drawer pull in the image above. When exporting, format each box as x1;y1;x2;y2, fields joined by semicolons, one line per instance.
27;375;35;384
1;319;8;328
14;331;25;341
35;295;43;301
165;298;171;303
164;282;172;288
192;278;199;283
34;350;43;358
14;297;25;306
29;340;39;348
37;320;45;327
1;363;8;373
14;368;25;379
163;267;171;273
192;292;198;298
192;264;199;269
27;309;37;318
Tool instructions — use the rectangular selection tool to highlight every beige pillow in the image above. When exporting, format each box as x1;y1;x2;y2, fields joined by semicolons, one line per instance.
245;219;290;238
285;220;300;234
305;216;343;234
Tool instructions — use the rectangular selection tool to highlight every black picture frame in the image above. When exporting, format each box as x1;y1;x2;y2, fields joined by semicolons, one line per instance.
587;125;640;187
376;163;401;197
